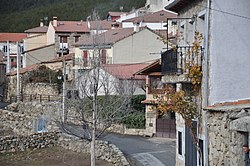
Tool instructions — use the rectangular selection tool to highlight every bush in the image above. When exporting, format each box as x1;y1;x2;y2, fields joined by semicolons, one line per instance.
123;112;145;129
131;95;146;111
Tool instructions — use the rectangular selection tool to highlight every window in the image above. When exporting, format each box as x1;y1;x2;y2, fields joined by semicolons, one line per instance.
178;131;183;155
3;45;7;53
199;139;204;166
74;36;80;43
60;36;68;43
102;49;107;64
83;50;88;66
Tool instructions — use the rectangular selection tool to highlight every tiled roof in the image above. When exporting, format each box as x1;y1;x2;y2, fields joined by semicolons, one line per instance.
205;99;250;111
75;28;134;46
24;26;48;33
122;10;177;23
0;33;27;42
108;12;127;17
89;20;119;30
135;59;161;75
102;63;149;80
53;21;90;33
41;53;73;63
7;64;39;76
7;53;73;76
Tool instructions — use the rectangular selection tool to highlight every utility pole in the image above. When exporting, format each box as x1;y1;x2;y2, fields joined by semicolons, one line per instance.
6;41;10;73
61;39;66;122
16;42;20;101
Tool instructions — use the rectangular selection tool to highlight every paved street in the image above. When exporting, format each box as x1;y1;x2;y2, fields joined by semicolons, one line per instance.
61;124;176;166
103;134;176;166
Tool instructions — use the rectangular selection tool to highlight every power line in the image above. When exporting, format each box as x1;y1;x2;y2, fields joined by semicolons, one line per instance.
182;0;250;20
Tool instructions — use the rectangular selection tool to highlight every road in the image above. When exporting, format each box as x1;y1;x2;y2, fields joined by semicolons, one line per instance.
103;134;176;166
61;124;176;166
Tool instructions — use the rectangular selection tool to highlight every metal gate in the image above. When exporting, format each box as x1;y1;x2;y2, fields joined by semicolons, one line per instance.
185;122;197;166
156;119;176;138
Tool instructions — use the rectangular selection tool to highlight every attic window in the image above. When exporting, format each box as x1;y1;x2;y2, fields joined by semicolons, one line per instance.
160;13;164;16
59;22;64;25
112;32;118;35
77;23;82;26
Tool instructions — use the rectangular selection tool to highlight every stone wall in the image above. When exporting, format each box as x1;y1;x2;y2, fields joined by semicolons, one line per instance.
206;108;249;166
6;76;59;102
23;83;58;96
0;132;58;153
58;133;130;166
0;102;61;136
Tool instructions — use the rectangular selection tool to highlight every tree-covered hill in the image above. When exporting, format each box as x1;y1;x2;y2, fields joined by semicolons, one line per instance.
0;0;145;32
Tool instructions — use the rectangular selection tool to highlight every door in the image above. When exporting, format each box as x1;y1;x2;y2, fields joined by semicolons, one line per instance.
185;121;197;166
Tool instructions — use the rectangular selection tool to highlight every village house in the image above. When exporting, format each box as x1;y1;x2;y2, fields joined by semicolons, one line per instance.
162;0;250;165
0;33;27;72
6;54;73;102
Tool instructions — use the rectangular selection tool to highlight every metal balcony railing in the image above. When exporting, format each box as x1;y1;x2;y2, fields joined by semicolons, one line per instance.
161;46;203;75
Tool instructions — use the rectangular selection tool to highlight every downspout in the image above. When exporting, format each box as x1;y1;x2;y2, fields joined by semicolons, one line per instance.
204;0;211;166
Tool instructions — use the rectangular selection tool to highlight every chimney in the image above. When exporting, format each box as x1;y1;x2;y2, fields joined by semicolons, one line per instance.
53;16;58;27
133;22;140;32
40;19;44;27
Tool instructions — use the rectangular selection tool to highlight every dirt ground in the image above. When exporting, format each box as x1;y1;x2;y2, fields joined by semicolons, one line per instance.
0;146;114;166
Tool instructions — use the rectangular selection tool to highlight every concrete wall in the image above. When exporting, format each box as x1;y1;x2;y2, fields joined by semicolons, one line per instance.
24;34;47;51
209;0;250;105
113;29;164;64
25;44;55;66
47;23;55;45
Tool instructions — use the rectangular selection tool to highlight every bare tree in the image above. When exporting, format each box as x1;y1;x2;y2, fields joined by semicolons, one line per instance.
61;11;137;166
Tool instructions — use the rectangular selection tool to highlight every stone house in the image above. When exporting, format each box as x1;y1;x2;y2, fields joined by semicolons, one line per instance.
163;0;250;165
6;54;73;101
135;59;176;138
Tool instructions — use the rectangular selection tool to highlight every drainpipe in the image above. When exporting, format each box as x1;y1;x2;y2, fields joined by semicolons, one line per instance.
204;0;211;166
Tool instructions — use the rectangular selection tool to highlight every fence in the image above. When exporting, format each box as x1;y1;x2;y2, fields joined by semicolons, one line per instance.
10;94;62;103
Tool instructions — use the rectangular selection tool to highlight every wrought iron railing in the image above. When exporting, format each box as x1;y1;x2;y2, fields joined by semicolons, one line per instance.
161;46;203;75
10;94;62;103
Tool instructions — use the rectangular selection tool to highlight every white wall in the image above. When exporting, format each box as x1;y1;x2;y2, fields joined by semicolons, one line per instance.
47;23;55;45
209;0;250;105
113;29;164;64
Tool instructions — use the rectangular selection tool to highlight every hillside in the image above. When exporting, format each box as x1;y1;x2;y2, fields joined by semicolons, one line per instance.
0;0;146;32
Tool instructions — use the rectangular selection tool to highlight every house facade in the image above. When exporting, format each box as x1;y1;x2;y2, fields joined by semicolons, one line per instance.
0;33;27;72
163;0;250;165
74;27;166;70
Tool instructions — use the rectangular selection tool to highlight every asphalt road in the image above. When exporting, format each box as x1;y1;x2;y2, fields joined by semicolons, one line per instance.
61;124;176;166
103;134;176;166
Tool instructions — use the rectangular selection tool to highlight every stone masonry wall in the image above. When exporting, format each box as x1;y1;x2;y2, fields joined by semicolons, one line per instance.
0;102;61;136
207;110;246;166
58;133;130;166
0;132;59;153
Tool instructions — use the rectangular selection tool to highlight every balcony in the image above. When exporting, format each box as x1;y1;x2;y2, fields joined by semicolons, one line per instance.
161;46;203;83
57;43;69;54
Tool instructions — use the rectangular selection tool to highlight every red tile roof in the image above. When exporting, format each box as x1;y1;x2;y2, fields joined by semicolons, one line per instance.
41;53;73;63
53;21;90;33
0;33;27;42
76;28;134;46
89;20;120;30
24;26;48;33
102;63;149;80
108;12;127;17
122;10;177;23
7;63;39;76
207;99;250;109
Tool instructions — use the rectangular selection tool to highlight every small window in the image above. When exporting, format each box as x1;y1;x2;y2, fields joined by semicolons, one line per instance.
178;131;182;155
199;139;204;166
60;36;68;43
74;36;80;43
